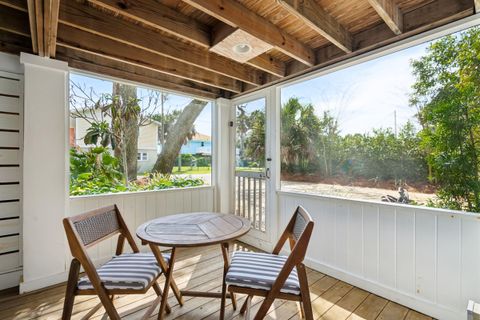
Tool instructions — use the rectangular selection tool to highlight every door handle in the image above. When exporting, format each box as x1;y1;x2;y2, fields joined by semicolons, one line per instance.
265;168;271;179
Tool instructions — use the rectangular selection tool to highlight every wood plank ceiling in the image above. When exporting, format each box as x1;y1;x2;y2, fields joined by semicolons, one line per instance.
0;0;476;99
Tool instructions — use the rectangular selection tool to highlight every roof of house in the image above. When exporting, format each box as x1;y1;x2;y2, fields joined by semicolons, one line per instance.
192;133;211;141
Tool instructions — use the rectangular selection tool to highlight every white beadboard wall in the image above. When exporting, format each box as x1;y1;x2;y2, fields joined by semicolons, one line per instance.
279;191;480;320
69;186;214;265
0;61;23;291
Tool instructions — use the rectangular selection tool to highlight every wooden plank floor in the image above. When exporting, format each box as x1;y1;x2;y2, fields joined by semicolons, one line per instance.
0;243;432;320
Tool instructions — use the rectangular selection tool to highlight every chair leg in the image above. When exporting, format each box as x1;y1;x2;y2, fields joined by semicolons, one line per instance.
62;259;80;320
240;294;252;314
220;242;230;320
153;282;171;314
297;264;313;320
230;291;237;310
244;295;252;320
96;287;121;320
253;296;275;320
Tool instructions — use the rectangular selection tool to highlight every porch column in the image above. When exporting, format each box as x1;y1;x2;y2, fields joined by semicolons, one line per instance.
214;98;233;213
20;53;69;293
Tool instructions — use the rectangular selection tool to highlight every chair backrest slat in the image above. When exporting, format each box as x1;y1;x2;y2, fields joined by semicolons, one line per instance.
292;209;308;241
272;205;313;263
73;207;120;246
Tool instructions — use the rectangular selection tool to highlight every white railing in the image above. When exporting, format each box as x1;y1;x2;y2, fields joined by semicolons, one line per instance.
235;171;265;231
278;190;480;320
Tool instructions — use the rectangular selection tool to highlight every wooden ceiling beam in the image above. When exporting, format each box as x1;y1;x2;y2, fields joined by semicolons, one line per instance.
183;0;315;66
253;0;473;97
87;0;285;77
25;0;59;57
367;0;403;35
0;30;32;55
247;54;286;78
56;25;243;93
277;0;353;53
59;0;264;86
44;0;60;57
56;47;224;99
0;0;27;11
0;5;31;37
88;0;210;48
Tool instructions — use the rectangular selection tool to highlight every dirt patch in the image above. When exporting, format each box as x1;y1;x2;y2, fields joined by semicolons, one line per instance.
281;173;436;194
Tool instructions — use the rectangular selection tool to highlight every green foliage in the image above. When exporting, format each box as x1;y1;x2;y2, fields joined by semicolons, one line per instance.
281;97;322;173
70;147;204;196
138;173;204;191
338;123;427;182
410;27;480;212
179;154;212;167
279;106;428;183
244;110;266;166
83;121;115;148
69;147;125;195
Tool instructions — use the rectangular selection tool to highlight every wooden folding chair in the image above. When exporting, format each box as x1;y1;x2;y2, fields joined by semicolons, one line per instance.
222;206;314;320
62;204;183;320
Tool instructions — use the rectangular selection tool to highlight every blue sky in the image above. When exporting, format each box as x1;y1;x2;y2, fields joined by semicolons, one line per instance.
281;41;431;136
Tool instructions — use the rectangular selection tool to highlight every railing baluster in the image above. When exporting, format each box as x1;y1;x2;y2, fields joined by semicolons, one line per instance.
237;175;240;215
259;178;263;231
253;177;257;229
242;176;246;218
247;177;251;222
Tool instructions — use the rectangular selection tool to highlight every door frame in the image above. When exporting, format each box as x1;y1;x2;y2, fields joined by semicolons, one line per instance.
230;87;279;251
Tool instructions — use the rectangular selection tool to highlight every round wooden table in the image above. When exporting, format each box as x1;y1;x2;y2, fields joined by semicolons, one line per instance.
136;212;251;320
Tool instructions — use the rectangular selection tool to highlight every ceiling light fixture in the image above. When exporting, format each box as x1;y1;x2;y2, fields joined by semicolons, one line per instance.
233;43;252;54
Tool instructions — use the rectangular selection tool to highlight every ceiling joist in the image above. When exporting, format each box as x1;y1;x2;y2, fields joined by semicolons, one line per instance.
277;0;353;53
59;0;265;86
57;25;243;93
56;47;224;99
27;0;59;57
183;0;315;67
87;0;286;77
367;0;403;35
88;0;210;48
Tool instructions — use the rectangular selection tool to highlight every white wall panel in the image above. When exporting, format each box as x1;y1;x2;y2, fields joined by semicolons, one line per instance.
0;131;19;148
415;210;436;302
396;207;415;295
0;96;20;114
279;191;480;320
69;187;215;266
0;150;19;165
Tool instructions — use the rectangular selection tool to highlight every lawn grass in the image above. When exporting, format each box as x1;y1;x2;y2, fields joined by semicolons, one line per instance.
172;166;211;174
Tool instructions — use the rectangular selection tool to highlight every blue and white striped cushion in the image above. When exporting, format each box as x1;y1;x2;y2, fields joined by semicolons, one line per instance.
78;252;169;291
225;251;301;295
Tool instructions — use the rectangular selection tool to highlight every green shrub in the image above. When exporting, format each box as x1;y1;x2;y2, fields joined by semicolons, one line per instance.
70;148;205;196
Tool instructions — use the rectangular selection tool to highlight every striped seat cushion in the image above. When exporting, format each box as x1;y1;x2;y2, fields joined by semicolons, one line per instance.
78;252;169;291
225;251;300;295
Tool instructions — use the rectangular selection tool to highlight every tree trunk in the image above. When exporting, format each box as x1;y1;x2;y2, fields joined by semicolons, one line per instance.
153;99;207;174
112;83;139;181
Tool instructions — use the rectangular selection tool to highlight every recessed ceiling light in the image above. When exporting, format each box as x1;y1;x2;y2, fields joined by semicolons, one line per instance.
233;43;252;54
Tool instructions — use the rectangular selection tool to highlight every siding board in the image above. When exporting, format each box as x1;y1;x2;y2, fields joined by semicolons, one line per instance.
0;96;20;114
68;187;214;264
278;191;480;320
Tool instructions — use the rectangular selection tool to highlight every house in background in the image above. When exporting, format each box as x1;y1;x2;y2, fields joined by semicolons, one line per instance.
180;133;211;155
69;116;161;173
